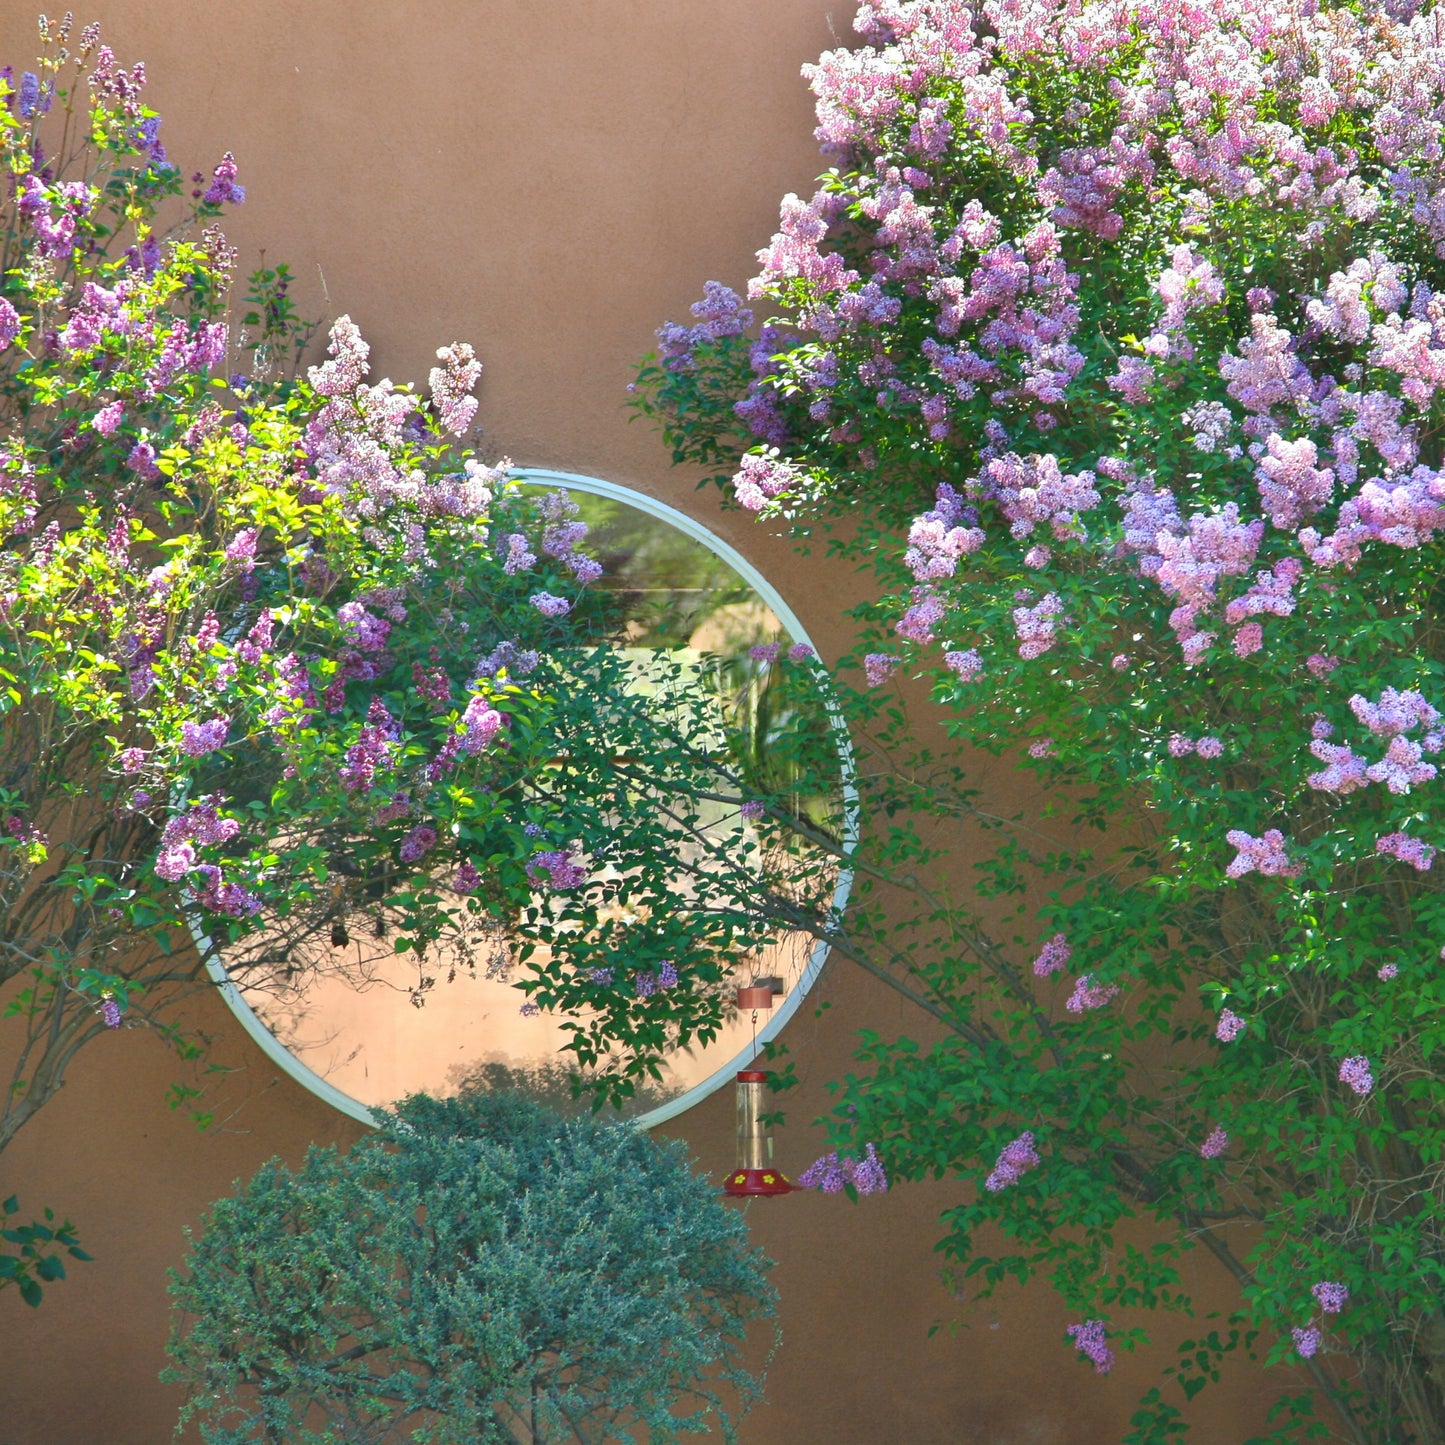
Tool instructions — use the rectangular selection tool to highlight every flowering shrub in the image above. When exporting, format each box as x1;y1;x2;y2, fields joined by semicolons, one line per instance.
636;0;1445;1436
0;17;843;1297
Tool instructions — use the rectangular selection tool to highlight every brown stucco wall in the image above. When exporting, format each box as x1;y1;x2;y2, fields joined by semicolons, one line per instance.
0;5;1290;1442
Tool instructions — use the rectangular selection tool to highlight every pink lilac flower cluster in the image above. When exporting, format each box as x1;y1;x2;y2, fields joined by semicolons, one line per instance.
1338;1055;1375;1096
732;450;802;512
427;341;481;437
1065;974;1119;1013
1224;829;1302;880
895;591;948;645
339;699;399;792
529;592;571;619
398;824;437;863
798;1143;888;1195
1215;1009;1247;1043
1199;1127;1229;1159
536;490;604;585
1011;593;1065;659
864;653;901;687
155;797;240;881
904;482;984;581
1066;1320;1114;1375
528;849;587;891
154;798;259;917
1321;688;1445;797
459;695;505;754
967;452;1100;542
1032;933;1070;976
201;151;245;206
984;1131;1040;1191
1376;832;1436;870
943;648;983;681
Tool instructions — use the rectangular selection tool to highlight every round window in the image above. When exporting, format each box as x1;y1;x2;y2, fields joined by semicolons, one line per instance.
200;471;855;1128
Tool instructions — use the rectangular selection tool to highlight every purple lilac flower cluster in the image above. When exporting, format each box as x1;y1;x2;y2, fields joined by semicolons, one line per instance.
1215;1009;1247;1043
797;1143;888;1195
528;849;587;891
1066;1320;1114;1375
1224;829;1302;881
634;960;679;997
1338;1056;1375;1096
1376;831;1435;870
984;1131;1039;1191
1199;1127;1229;1159
654;280;754;373
1065;974;1118;1013
1032;933;1070;976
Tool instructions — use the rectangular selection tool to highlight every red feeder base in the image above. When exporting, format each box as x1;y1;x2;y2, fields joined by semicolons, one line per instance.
723;1168;794;1197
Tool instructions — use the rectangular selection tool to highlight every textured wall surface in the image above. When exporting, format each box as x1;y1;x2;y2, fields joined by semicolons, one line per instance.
0;5;1287;1442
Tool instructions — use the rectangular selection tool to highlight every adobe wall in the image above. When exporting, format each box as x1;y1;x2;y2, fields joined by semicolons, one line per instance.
0;5;1287;1442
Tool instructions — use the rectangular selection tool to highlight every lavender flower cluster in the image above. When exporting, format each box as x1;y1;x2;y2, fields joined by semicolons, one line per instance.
797;1142;888;1195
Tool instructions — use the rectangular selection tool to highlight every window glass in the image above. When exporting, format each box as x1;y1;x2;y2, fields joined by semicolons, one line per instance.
208;473;852;1127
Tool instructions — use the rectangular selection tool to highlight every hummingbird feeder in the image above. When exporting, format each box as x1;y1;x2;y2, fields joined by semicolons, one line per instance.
723;981;793;1197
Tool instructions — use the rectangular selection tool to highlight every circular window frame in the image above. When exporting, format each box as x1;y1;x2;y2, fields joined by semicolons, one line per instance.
193;467;858;1131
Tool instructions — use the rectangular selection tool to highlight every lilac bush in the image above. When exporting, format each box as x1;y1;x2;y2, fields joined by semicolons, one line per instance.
0;17;845;1304
636;0;1445;1436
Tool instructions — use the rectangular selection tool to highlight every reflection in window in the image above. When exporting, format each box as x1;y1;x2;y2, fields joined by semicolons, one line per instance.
214;476;849;1125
